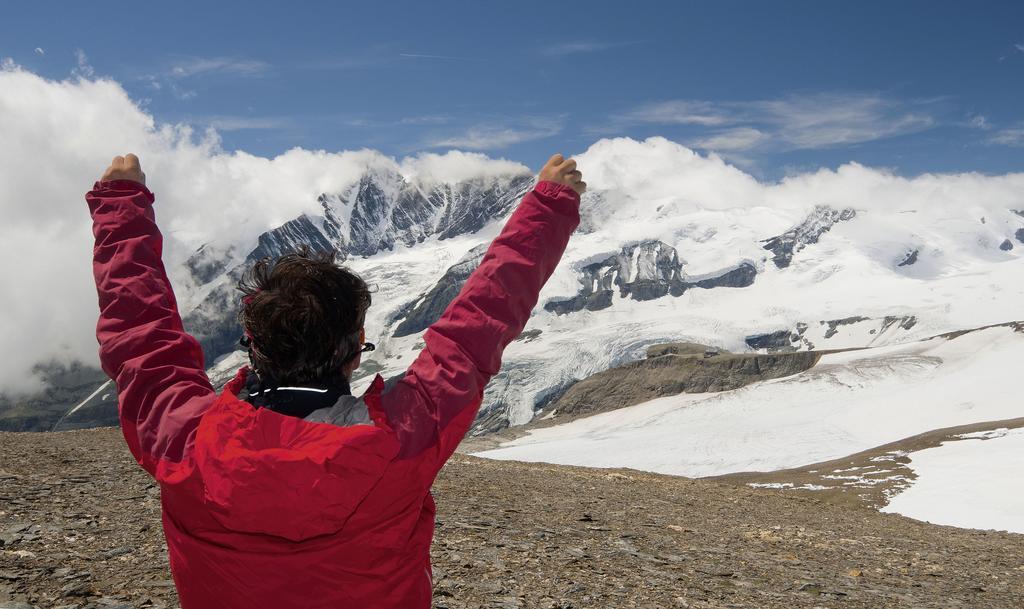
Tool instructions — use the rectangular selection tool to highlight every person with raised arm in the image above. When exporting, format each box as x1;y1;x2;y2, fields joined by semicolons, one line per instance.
87;151;585;608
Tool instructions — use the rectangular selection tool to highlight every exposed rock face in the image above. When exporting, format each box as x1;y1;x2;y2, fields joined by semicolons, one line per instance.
249;214;339;262
0;364;113;432
1016;228;1024;244
824;316;870;339
428;176;536;239
745;315;918;352
185;243;234;286
1000;239;1014;251
393;244;488;338
645;342;716;358
745;325;809;352
897;249;919;267
762;205;857;268
182;169;533;359
544;240;756;315
543;345;820;420
181;274;244;365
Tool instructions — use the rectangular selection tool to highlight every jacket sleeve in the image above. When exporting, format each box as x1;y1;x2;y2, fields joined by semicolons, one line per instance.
380;180;580;474
87;180;216;478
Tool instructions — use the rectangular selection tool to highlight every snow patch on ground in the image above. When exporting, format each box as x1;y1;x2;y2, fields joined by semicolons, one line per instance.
881;428;1024;534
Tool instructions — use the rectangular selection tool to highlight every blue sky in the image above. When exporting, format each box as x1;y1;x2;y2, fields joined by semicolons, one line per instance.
3;0;1022;177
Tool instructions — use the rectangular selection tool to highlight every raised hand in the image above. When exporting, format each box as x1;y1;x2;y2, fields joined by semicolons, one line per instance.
100;153;146;186
539;153;586;196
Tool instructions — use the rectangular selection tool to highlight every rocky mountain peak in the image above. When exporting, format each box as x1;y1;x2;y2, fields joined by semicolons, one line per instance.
762;205;857;268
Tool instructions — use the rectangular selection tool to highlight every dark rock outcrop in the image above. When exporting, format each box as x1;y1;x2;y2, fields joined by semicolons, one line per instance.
393;244;488;338
185;243;234;286
0;363;115;432
745;327;808;352
1000;239;1014;251
897;249;919;267
249;214;339;262
543;345;820;419
824;316;869;339
762;205;857;269
544;240;756;316
429;176;535;240
1016;228;1024;245
745;315;917;352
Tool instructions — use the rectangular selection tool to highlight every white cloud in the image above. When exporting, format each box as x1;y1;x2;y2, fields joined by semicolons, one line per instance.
168;57;269;78
1;68;1023;397
400;150;529;184
72;49;94;78
203;116;292;131
604;93;936;150
541;41;631;56
140;57;269;101
989;127;1024;147
690;127;768;151
34;47;45;56
613;100;732;127
968;114;990;130
0;66;536;394
398;53;471;61
427;118;563;150
753;94;934;148
1016;43;1024;53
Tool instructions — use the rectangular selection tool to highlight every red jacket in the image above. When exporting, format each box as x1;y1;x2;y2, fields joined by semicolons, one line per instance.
87;179;580;608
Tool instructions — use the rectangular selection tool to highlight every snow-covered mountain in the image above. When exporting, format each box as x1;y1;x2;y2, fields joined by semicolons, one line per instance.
24;137;1024;436
179;160;534;361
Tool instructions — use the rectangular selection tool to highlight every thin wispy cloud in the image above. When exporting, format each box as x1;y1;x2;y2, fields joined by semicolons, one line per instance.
1016;43;1024;53
426;117;563;150
399;53;474;61
399;115;453;126
204;116;293;131
72;49;94;79
988;126;1024;147
34;47;44;56
614;100;732;127
967;114;991;130
542;41;636;56
599;93;938;152
139;56;269;102
690;127;768;152
168;57;270;78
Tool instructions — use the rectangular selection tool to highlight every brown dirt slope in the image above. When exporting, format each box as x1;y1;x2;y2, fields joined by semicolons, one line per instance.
1;427;1023;609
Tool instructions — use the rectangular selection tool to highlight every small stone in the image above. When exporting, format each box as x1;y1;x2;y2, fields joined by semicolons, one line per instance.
0;533;22;547
61;581;93;597
847;568;864;577
9;550;35;559
99;546;132;560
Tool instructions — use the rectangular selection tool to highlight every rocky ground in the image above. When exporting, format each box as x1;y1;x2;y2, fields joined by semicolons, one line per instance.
2;428;1023;609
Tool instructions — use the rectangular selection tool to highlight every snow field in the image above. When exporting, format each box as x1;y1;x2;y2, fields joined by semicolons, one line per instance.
473;326;1024;478
881;428;1024;534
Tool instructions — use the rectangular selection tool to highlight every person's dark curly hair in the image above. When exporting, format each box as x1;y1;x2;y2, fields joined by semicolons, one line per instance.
237;247;371;386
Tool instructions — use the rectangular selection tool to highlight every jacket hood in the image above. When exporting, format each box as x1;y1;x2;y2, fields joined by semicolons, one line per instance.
191;368;400;541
